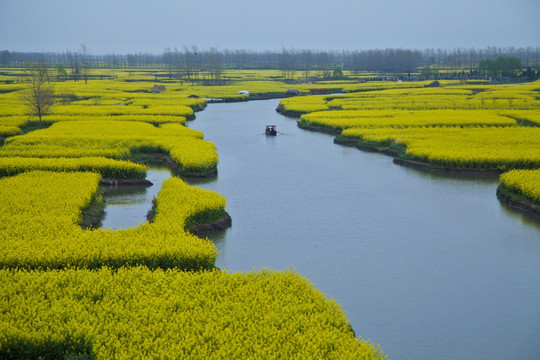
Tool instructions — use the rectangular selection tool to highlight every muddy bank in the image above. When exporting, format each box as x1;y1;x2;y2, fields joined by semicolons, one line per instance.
80;194;105;230
393;158;503;175
207;94;292;104
100;178;153;186
497;186;540;220
146;207;232;236
311;127;506;175
187;212;232;236
297;120;342;136
333;137;401;157
275;104;307;118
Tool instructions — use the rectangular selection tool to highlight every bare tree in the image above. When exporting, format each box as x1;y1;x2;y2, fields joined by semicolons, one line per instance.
163;47;174;80
78;44;91;84
279;48;295;79
301;50;312;81
183;46;194;83
318;51;332;79
66;50;80;81
204;47;223;85
18;62;55;128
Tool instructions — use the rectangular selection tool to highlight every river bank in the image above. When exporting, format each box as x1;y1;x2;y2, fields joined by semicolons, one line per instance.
130;153;218;178
496;185;540;220
296;120;506;175
188;98;540;360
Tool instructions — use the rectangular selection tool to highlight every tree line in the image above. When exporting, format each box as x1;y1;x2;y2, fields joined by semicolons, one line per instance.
2;46;539;83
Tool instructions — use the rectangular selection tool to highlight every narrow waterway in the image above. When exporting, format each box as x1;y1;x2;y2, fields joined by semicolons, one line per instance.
190;99;540;360
100;164;172;230
102;99;540;360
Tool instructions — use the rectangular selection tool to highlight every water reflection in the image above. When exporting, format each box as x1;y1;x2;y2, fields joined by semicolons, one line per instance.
499;201;540;230
102;186;150;205
100;165;172;230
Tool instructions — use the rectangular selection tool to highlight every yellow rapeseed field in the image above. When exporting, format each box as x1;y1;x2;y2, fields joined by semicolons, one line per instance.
500;169;540;203
0;120;217;176
0;171;222;270
0;267;385;359
342;126;540;170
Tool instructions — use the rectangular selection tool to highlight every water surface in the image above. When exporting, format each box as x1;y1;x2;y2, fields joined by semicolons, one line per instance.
190;99;540;360
101;99;540;359
100;164;172;230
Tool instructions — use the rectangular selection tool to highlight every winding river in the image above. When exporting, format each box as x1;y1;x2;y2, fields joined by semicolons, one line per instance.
103;99;540;360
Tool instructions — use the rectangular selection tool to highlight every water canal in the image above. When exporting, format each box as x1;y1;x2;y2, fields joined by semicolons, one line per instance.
104;99;540;360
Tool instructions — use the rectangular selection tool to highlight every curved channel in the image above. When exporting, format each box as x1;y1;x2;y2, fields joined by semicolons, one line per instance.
190;99;540;360
101;98;540;360
100;164;172;230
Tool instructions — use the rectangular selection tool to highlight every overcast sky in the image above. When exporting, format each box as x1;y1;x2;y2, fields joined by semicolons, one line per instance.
1;0;538;54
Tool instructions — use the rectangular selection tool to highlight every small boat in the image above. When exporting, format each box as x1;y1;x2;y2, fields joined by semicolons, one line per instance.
265;125;277;136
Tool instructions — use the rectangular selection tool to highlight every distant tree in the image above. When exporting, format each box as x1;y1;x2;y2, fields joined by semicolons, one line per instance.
127;53;136;68
420;66;439;78
496;56;522;77
0;50;10;66
524;66;537;81
479;56;522;77
78;44;91;84
204;47;223;85
279;48;295;79
319;51;332;78
66;50;80;81
183;46;194;84
55;64;68;81
163;47;174;80
332;67;344;79
479;59;496;76
18;62;55;128
301;50;312;81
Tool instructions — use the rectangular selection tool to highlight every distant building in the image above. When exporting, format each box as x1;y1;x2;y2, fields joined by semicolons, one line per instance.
285;89;300;97
151;85;166;93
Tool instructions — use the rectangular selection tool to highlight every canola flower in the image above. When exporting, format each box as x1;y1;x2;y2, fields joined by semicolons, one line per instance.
280;81;540;174
279;81;540;115
42;114;189;125
279;96;330;114
0;156;147;178
301;109;516;130
0;267;386;360
0;121;217;176
501;110;540;126
0;171;222;270
342;126;540;170
323;84;540;111
0;78;206;135
500;169;540;203
0;125;22;137
52;103;195;118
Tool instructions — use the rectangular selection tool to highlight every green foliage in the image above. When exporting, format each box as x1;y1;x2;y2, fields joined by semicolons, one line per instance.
420;66;439;78
333;67;344;79
479;56;523;77
56;64;68;81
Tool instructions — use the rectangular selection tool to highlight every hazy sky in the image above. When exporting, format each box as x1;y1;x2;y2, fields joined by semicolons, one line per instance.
1;0;539;54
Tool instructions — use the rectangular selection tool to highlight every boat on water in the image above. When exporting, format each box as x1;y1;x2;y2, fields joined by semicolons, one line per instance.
265;125;277;136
